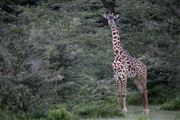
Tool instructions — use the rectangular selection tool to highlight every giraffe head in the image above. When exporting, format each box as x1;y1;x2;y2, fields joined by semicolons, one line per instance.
103;13;119;27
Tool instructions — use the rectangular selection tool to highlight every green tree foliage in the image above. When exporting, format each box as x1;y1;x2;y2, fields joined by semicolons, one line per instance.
0;0;180;119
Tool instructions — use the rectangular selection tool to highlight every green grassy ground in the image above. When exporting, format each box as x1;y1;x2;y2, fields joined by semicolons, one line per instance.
84;105;180;120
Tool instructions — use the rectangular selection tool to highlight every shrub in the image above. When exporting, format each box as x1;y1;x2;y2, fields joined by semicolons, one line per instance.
148;85;172;104
72;101;124;118
1;0;39;5
48;106;79;120
161;96;180;110
127;91;141;105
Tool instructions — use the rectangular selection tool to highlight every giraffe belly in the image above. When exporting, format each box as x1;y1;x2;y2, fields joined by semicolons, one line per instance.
127;68;137;78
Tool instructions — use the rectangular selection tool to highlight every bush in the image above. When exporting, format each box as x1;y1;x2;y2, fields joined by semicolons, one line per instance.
0;0;39;5
72;101;124;118
48;106;79;120
0;77;30;113
148;85;172;104
161;96;180;110
127;91;141;105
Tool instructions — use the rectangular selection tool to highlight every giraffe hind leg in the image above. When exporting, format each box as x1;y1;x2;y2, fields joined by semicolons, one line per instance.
137;73;150;114
134;79;145;110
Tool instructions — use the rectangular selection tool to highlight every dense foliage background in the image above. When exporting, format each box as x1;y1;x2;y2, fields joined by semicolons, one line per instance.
0;0;180;119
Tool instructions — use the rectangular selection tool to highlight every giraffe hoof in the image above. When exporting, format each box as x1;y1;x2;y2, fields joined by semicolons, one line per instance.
143;109;150;114
122;108;127;112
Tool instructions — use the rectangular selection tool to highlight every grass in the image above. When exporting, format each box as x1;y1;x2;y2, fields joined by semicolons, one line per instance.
83;105;180;120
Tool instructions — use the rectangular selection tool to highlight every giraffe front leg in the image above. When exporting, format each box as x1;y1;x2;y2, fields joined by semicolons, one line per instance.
143;89;150;114
116;76;121;111
121;77;127;113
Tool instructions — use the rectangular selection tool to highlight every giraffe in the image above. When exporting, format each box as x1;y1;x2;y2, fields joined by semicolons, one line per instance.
103;13;150;114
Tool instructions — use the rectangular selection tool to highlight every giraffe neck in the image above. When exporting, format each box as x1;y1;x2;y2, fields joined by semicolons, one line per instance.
111;26;124;57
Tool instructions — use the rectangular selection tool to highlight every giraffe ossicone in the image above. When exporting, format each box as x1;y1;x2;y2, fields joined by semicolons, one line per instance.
103;12;150;114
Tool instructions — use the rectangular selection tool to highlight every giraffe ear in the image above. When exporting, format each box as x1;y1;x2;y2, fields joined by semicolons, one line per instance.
103;14;109;19
114;14;119;19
